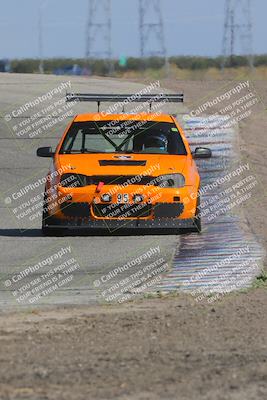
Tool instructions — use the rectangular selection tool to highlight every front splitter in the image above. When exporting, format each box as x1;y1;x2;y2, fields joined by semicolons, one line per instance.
44;217;196;232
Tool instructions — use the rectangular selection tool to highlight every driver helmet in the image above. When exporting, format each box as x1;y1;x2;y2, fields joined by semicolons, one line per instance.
142;133;168;150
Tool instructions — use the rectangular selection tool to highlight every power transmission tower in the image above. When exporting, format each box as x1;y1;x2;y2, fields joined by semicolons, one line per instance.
221;0;254;69
139;0;166;59
85;0;112;60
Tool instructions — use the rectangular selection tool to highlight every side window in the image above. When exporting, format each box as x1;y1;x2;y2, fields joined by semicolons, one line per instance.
171;132;187;155
71;130;83;151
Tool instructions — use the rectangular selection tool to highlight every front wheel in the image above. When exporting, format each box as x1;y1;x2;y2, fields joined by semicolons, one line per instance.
192;195;201;233
41;192;64;236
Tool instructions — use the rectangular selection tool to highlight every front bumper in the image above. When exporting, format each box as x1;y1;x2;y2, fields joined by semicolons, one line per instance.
52;184;198;221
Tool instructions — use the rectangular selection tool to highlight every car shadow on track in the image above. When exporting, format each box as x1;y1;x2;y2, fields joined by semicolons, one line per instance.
0;229;42;237
0;228;193;237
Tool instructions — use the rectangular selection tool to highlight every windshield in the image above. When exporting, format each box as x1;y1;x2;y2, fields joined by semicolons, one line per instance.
59;120;187;155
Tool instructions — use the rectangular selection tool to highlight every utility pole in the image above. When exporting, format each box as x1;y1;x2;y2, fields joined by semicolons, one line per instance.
222;0;254;69
85;0;112;72
38;1;44;74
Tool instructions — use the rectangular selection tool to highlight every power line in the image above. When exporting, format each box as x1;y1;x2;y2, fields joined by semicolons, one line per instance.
221;0;254;69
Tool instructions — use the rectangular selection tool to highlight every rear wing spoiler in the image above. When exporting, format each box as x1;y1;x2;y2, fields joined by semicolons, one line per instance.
66;93;184;112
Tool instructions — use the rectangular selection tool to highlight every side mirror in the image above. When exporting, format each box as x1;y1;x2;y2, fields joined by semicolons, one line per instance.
193;147;212;159
37;147;54;158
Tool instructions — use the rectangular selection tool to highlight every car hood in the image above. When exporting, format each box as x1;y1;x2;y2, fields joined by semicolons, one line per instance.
56;153;188;177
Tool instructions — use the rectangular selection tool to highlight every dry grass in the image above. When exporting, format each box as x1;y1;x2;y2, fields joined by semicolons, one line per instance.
118;65;267;82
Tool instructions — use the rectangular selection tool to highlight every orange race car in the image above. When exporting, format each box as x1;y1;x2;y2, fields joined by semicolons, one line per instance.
37;93;211;235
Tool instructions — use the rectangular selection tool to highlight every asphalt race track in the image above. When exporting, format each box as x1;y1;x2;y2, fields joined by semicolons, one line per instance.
0;73;264;309
0;74;182;309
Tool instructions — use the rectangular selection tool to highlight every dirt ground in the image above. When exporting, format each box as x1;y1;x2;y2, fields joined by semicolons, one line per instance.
0;77;266;400
0;290;266;400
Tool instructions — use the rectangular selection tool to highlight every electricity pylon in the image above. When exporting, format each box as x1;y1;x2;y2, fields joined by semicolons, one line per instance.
85;0;112;60
139;0;166;59
221;0;254;69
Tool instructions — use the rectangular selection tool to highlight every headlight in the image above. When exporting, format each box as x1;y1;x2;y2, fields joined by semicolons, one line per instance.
60;173;87;188
157;174;185;188
133;194;144;203
101;193;112;202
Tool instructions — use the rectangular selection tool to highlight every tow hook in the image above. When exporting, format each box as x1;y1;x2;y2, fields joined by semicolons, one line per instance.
96;181;105;193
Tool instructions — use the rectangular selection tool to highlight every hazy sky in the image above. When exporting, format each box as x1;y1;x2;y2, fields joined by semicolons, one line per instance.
0;0;266;59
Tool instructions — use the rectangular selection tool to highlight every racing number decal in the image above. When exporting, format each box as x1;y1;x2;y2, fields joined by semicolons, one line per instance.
117;194;129;203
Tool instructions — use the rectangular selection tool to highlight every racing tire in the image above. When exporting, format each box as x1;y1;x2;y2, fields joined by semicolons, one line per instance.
41;192;64;236
191;195;201;233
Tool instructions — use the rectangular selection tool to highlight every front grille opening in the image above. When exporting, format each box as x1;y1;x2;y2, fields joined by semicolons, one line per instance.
61;202;90;218
93;203;152;219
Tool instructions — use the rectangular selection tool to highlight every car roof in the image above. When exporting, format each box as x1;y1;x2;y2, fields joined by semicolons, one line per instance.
74;113;174;123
